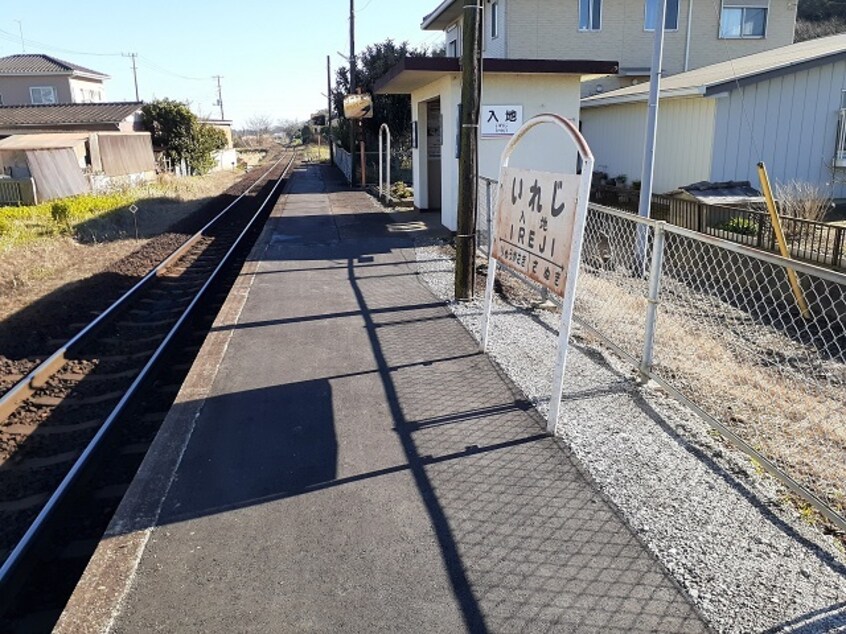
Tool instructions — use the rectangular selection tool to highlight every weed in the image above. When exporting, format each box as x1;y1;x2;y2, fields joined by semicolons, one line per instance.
720;216;758;236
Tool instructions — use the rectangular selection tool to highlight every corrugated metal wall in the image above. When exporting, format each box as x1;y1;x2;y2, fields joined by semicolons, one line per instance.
26;149;90;201
98;133;155;177
581;96;716;192
711;59;846;198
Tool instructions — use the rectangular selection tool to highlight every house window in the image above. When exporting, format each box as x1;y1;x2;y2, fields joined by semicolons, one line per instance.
579;0;601;31
644;0;679;30
447;24;459;57
30;86;57;105
836;92;846;165
720;0;768;38
491;1;499;38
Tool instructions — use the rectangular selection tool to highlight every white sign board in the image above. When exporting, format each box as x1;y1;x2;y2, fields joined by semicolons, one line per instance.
481;105;523;136
343;93;374;119
492;167;580;297
480;114;594;435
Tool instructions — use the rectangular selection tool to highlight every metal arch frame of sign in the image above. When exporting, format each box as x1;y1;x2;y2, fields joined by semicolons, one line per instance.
378;123;391;203
480;113;595;434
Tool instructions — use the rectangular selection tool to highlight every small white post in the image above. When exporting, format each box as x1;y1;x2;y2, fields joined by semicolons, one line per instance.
378;123;391;202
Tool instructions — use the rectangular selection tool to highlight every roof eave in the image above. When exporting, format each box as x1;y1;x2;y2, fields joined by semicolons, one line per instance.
582;86;705;108
376;57;619;94
72;70;110;81
421;0;461;30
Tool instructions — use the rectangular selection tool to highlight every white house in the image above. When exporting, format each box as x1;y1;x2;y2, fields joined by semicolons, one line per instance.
375;57;616;230
580;34;846;198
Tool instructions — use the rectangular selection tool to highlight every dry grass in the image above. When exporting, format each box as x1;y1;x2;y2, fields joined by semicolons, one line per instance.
575;269;846;516
775;180;834;222
0;170;240;322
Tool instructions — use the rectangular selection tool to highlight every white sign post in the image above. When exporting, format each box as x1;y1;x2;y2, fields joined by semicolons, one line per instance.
480;113;595;434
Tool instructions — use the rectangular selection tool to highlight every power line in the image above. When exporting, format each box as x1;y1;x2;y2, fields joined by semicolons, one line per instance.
137;55;210;81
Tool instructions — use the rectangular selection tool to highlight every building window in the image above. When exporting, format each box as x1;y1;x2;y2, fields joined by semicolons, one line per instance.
720;0;768;38
30;86;57;105
644;0;679;30
491;1;499;38
836;92;846;166
447;24;459;57
579;0;601;31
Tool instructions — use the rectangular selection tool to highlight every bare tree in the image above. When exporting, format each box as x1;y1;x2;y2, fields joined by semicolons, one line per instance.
246;114;274;145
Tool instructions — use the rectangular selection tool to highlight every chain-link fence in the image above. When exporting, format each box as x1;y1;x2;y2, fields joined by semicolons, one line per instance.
477;177;846;531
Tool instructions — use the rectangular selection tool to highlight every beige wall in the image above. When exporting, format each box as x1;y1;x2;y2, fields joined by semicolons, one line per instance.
0;75;72;105
0;74;106;105
411;72;582;230
581;96;716;192
505;0;794;74
69;77;106;103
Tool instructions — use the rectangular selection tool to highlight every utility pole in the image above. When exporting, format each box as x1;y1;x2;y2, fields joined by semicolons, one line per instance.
454;0;483;301
634;0;667;276
327;55;334;164
213;75;225;120
123;53;140;101
14;20;24;53
637;0;668;222
348;0;357;186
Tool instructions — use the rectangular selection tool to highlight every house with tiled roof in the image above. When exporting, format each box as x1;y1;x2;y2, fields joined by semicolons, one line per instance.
0;102;144;135
0;54;109;106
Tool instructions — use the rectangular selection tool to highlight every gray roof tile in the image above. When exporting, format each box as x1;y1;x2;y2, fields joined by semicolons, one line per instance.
0;54;108;78
0;102;143;127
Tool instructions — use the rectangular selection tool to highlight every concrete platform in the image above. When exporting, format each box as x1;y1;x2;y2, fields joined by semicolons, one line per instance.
57;164;709;633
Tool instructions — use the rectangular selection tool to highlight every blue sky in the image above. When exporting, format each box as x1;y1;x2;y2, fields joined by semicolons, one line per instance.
1;1;441;126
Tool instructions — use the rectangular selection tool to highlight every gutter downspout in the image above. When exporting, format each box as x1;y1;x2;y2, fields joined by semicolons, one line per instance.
684;0;693;71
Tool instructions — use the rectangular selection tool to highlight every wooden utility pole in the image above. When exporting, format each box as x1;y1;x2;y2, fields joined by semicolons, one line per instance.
455;0;483;300
348;0;357;186
123;53;140;101
327;55;334;164
213;75;225;120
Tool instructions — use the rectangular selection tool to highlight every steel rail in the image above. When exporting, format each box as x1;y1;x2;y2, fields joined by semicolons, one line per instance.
0;152;293;422
0;151;296;592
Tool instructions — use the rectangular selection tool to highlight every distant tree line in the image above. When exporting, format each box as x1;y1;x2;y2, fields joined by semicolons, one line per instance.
796;0;846;41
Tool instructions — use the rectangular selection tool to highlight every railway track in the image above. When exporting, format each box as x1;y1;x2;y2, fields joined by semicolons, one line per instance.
0;150;297;631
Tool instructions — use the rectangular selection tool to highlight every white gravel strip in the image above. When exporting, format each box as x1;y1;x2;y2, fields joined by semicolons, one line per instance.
414;244;846;634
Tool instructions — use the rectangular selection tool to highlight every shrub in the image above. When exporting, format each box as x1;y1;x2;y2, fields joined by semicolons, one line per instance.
51;201;72;228
390;181;413;200
0;216;12;237
774;180;833;222
720;216;758;236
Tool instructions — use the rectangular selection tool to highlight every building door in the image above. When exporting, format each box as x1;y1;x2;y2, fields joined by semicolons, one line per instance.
426;99;442;211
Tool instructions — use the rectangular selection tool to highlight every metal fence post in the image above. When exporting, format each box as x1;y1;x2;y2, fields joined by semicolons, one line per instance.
640;221;666;379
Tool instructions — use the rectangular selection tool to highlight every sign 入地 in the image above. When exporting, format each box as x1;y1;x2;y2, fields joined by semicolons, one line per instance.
492;166;580;297
481;105;523;136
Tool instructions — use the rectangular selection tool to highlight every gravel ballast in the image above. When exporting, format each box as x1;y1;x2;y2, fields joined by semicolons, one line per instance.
414;244;846;634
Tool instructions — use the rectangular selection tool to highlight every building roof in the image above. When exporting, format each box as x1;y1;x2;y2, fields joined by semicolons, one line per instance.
421;0;461;30
0;132;89;150
583;33;846;107
668;180;765;205
375;57;619;94
0;54;109;79
0;102;142;128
